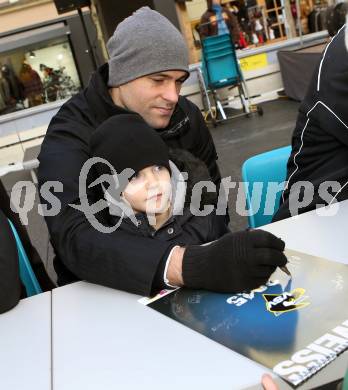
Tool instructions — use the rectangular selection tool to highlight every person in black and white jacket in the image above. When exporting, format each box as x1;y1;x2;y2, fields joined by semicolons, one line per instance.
274;20;348;221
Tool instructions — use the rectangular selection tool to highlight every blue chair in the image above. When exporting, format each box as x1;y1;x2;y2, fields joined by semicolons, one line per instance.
7;219;42;297
241;146;291;228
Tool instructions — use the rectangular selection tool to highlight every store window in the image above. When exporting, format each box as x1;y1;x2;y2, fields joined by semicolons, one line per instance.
0;36;81;116
187;0;333;58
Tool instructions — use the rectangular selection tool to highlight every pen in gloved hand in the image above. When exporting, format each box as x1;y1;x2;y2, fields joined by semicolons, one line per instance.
246;228;290;277
244;227;291;278
280;265;291;277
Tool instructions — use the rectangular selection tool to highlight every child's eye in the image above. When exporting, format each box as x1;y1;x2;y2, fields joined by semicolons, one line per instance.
130;172;139;182
154;165;164;172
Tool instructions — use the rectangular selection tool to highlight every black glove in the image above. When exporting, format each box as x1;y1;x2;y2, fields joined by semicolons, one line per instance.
183;230;287;293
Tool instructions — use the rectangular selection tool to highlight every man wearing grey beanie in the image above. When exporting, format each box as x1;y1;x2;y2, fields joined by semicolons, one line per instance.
107;7;190;129
38;7;286;295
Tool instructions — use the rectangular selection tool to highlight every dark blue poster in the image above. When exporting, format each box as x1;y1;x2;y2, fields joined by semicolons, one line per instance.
143;250;348;387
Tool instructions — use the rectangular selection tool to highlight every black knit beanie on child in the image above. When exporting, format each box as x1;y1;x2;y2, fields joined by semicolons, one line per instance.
90;114;171;186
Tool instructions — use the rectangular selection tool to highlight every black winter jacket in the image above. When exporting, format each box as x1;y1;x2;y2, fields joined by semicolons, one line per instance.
273;26;348;221
38;64;222;296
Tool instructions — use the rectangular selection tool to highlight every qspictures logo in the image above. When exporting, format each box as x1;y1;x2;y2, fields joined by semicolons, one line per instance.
10;156;344;230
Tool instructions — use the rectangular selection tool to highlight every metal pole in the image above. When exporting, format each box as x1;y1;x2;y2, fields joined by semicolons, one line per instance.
295;0;303;46
78;7;98;70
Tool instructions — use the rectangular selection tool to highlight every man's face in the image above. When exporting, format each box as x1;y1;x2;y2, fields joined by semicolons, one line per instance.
110;70;188;129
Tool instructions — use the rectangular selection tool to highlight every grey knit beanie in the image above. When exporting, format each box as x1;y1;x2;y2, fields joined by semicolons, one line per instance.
107;7;189;87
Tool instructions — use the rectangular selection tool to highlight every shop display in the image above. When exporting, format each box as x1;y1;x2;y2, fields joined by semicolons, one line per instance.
189;0;335;56
205;0;285;47
326;1;348;36
308;3;328;33
225;0;251;47
40;64;79;102
19;63;44;107
0;38;81;116
0;69;11;111
0;63;24;113
298;0;312;34
248;5;269;43
199;0;241;46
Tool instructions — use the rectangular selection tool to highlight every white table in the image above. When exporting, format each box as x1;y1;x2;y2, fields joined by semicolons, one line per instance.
51;201;348;390
0;292;51;390
261;199;348;265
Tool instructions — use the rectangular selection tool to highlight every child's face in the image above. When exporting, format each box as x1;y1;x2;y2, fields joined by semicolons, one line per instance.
122;165;172;215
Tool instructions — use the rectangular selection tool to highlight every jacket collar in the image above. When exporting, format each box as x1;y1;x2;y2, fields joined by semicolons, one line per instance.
85;64;128;124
